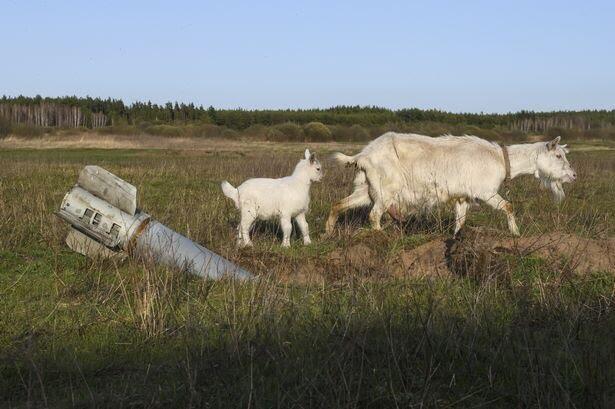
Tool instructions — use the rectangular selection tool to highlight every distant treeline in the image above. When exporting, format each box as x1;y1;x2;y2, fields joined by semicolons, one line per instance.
1;95;615;140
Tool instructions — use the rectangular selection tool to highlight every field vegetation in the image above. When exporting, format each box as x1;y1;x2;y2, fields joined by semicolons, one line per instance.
0;140;614;407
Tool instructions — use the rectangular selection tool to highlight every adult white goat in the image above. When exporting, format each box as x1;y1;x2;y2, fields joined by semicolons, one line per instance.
325;133;576;236
222;149;323;247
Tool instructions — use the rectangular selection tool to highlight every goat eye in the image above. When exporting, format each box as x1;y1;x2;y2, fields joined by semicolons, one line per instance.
556;154;562;159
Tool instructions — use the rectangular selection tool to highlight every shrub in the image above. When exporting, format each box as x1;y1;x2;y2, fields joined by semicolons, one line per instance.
59;127;88;136
146;125;184;138
221;128;240;139
499;129;527;142
456;125;482;135
348;124;370;141
243;124;269;140
195;124;226;138
545;127;583;140
95;125;142;136
274;122;304;142
182;124;224;138
304;122;333;141
329;125;370;142
368;125;388;138
584;127;615;140
329;125;349;141
137;121;153;130
473;128;500;141
265;127;286;142
408;121;451;137
10;124;45;138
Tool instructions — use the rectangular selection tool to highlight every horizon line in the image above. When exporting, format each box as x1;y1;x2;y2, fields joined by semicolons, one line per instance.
2;94;615;116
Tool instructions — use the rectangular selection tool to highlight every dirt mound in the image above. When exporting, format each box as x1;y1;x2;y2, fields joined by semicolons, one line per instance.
328;244;378;275
395;228;615;279
258;230;613;284
395;240;453;278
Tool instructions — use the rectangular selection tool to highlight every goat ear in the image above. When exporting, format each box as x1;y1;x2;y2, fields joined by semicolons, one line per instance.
546;136;561;151
304;149;311;160
309;153;316;164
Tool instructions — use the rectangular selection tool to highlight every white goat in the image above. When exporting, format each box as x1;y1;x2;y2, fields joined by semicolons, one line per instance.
326;133;576;236
222;149;323;247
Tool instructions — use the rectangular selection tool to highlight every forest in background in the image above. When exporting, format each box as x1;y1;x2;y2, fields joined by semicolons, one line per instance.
2;95;615;142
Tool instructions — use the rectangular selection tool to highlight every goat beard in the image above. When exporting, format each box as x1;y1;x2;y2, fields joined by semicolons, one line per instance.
539;176;565;203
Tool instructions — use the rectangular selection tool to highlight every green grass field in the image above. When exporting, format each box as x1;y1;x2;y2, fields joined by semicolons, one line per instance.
1;141;614;408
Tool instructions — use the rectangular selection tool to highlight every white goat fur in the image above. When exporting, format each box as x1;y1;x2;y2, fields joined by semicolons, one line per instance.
222;149;323;247
326;132;575;236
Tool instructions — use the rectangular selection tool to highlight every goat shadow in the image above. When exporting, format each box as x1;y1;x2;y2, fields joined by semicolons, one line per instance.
396;212;456;235
335;206;457;236
249;219;308;242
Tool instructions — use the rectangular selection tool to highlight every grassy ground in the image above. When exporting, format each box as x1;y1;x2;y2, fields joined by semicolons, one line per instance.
0;140;614;408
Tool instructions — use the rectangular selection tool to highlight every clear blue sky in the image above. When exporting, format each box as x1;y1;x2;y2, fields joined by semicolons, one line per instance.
1;0;613;113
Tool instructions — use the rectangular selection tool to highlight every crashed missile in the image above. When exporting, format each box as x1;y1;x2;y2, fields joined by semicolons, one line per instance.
56;166;252;280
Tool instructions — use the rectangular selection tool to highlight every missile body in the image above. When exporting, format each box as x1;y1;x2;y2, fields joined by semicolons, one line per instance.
57;166;252;280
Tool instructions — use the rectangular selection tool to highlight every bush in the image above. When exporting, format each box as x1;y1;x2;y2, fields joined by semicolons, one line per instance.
348;124;370;141
274;122;304;142
137;121;153;130
457;125;500;141
456;125;482;136
473;128;500;141
407;121;451;137
545;127;583;140
59;127;88;136
95;125;142;136
329;125;349;141
304;122;333;141
10;124;45;138
145;125;184;138
329;124;370;142
200;124;227;138
243;124;269;140
368;125;388;138
221;128;240;139
183;124;224;138
265;127;286;142
499;129;527;143
584;127;615;140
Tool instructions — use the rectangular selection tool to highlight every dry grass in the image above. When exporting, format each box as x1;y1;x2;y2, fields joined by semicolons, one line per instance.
3;133;613;153
0;140;614;408
0;133;366;153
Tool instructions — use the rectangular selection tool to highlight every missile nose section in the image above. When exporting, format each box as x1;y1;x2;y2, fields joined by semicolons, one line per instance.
132;220;253;280
56;166;253;280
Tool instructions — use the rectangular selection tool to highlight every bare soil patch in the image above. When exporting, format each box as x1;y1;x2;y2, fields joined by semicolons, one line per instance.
277;228;615;283
394;228;615;279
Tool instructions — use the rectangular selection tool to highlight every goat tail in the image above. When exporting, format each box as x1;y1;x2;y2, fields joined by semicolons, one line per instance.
331;152;357;167
353;170;367;186
221;181;240;208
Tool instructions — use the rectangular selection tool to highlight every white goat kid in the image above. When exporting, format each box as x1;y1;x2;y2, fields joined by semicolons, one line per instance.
326;133;576;237
222;149;323;247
